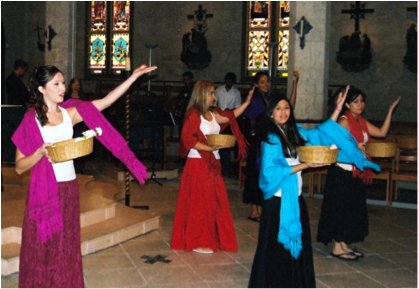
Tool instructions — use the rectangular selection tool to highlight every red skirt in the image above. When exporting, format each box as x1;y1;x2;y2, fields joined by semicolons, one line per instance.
19;179;84;288
171;157;238;252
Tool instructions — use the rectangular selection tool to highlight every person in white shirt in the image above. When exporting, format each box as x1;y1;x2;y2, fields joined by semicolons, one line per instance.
215;72;242;111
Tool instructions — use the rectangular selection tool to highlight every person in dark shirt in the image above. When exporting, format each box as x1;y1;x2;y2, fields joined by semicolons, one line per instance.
5;59;31;106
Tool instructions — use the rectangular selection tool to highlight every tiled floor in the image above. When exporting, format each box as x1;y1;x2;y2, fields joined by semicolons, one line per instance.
2;161;417;288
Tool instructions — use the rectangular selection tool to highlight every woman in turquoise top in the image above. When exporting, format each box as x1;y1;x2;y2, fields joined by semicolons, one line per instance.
248;88;380;287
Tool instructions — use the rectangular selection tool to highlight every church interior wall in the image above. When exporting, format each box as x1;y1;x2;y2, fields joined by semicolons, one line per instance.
328;2;417;122
1;1;417;123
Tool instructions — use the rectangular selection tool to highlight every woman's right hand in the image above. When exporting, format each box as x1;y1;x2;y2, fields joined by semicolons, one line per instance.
38;143;54;163
211;145;228;151
306;162;330;168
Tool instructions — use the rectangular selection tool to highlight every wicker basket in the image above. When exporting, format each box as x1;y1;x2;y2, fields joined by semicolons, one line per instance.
297;146;340;163
206;134;236;147
46;137;94;163
365;142;398;158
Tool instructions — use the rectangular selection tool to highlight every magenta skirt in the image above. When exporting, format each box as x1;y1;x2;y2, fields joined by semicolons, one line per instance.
19;179;84;288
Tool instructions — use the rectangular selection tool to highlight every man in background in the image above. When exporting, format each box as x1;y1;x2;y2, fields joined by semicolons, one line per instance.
5;59;30;106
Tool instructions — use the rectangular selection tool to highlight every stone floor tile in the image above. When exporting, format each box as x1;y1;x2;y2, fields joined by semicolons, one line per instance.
366;268;417;288
313;256;358;274
121;238;171;253
176;250;236;266
193;263;250;282
83;268;146;288
82;253;135;270
139;265;202;285
316;272;383;288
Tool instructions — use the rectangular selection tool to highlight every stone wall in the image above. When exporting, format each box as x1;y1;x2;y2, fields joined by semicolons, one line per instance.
1;1;417;124
328;1;417;122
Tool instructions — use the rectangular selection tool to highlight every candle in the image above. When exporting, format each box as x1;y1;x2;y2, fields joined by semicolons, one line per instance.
300;20;304;37
125;56;131;71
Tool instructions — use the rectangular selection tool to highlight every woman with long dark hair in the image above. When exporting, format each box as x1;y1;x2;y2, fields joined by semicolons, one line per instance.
248;87;381;287
12;64;156;287
243;71;299;222
317;87;400;260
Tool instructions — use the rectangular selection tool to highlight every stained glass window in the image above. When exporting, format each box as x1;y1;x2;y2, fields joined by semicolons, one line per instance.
88;1;132;77
249;1;271;28
248;31;270;72
277;30;289;72
245;1;291;80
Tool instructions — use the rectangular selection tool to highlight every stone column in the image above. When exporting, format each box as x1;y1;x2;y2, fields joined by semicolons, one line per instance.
288;2;331;121
45;1;77;80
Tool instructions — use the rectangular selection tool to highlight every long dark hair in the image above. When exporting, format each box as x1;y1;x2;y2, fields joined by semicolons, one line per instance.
29;65;62;126
343;86;366;112
255;94;306;158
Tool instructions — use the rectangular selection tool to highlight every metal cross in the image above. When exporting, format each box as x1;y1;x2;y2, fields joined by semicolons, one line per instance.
341;2;374;32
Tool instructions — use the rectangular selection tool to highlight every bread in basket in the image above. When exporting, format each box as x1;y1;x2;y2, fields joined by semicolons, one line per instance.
46;128;102;163
206;134;236;148
297;145;340;163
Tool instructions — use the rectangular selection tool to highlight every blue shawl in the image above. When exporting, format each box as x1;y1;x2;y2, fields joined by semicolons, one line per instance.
259;119;380;259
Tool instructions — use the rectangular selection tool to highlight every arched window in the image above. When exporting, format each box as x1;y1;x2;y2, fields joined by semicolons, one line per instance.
87;1;132;78
244;1;290;82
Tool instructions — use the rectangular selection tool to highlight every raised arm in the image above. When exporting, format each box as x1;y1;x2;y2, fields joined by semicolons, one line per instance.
69;65;157;125
330;85;349;122
289;70;299;108
215;87;254;124
366;96;401;138
92;65;157;111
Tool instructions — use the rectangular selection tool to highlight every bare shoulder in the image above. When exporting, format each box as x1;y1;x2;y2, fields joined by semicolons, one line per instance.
337;116;349;130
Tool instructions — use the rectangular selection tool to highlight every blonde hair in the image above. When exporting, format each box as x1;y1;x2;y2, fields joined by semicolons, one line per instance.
186;80;214;116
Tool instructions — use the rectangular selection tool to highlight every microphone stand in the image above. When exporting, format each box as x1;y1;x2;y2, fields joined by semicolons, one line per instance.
145;44;165;186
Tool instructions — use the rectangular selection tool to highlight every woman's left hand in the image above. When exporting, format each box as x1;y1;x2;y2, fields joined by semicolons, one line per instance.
357;142;368;157
132;65;158;79
389;96;401;113
246;86;255;104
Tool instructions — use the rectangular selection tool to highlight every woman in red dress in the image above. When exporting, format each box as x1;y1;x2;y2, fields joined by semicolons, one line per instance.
171;80;253;254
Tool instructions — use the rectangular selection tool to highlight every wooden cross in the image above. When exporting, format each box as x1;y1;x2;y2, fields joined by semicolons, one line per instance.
341;2;374;32
407;6;417;13
187;5;213;32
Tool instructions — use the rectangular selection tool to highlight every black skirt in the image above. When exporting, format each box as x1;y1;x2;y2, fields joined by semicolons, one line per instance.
243;137;264;206
249;195;316;288
317;165;369;245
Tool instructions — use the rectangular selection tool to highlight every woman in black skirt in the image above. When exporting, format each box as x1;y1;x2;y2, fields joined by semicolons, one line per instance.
317;87;400;260
248;91;348;288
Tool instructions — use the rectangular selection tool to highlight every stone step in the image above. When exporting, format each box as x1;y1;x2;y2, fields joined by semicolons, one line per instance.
1;167;160;276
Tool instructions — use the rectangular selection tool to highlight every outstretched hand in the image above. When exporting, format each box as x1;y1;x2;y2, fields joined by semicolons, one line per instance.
246;86;255;104
389;96;401;112
132;65;158;79
336;85;350;111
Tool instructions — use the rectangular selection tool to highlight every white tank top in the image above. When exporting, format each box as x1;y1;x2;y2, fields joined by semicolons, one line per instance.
36;106;76;181
188;112;221;159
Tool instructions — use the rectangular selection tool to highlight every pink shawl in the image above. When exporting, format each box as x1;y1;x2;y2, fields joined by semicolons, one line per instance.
12;99;149;242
